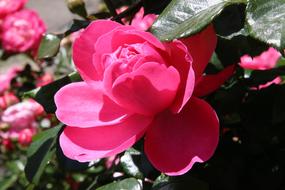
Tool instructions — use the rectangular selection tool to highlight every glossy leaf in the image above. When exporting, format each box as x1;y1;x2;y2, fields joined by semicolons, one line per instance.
25;125;63;185
246;0;285;49
97;178;142;190
23;72;82;113
151;0;247;41
38;34;61;59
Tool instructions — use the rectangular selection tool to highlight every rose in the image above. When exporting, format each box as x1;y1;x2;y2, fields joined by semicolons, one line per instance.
0;0;27;19
55;20;233;175
239;47;282;89
1;9;46;53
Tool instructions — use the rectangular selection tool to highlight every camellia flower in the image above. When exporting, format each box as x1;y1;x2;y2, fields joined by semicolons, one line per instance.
1;100;43;139
0;0;27;19
0;67;20;94
55;20;234;175
239;47;282;89
0;92;19;111
1;9;46;53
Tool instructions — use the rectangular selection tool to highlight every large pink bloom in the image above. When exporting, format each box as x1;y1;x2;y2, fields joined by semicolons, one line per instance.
1;9;46;53
55;20;233;175
0;0;27;19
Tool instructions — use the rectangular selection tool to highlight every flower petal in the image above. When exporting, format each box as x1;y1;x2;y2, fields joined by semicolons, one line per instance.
164;40;195;113
144;97;219;175
55;82;132;128
73;20;121;81
60;114;152;162
112;62;180;115
181;24;217;78
194;64;236;97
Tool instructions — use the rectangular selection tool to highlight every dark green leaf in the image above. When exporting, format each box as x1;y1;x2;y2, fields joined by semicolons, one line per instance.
23;72;82;113
38;34;61;59
151;0;247;41
152;176;208;190
97;178;142;190
246;0;285;49
25;125;63;185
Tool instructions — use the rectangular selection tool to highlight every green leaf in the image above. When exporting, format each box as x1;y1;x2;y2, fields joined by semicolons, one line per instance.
151;0;247;41
120;151;143;179
38;34;61;59
0;175;18;190
23;72;82;113
24;125;63;185
97;178;142;190
245;0;285;49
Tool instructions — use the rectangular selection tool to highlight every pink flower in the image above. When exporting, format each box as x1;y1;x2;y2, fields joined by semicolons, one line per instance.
55;20;233;175
239;47;282;89
0;92;19;111
131;7;157;31
18;128;33;146
239;47;281;70
0;0;27;19
1;9;46;53
1;100;43;139
0;67;20;94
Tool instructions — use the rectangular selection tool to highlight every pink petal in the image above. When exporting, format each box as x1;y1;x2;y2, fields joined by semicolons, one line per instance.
239;47;281;70
194;64;236;97
181;24;217;78
164;40;195;113
73;20;121;81
55;82;132;128
112;62;180;115
144;97;219;175
60;114;153;162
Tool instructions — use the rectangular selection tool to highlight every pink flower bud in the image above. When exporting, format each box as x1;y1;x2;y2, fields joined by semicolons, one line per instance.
18;128;33;146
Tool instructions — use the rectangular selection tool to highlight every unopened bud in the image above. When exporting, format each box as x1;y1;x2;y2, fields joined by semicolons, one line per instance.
65;0;87;18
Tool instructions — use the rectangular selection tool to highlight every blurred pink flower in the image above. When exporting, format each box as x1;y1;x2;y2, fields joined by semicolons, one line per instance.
55;20;233;175
0;0;27;19
18;128;33;146
239;47;281;70
0;92;19;111
1;100;43;139
0;67;20;94
1;9;46;53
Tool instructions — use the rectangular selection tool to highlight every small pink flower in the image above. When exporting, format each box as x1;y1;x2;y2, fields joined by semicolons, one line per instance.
0;0;27;19
1;100;43;139
0;67;20;94
18;128;33;146
1;9;46;53
131;7;157;31
239;47;281;70
55;20;233;175
0;92;19;110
